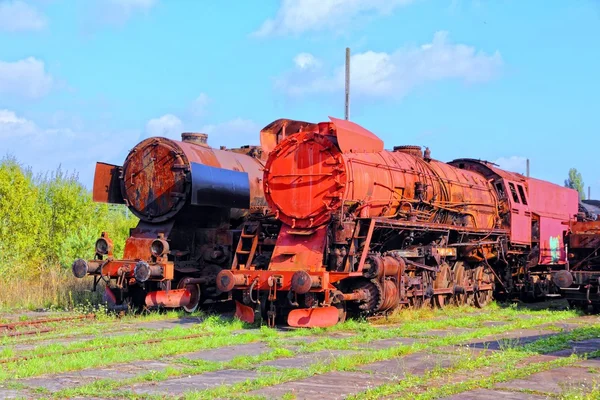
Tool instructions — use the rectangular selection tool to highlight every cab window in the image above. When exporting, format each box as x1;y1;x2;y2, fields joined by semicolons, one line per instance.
508;182;520;203
517;184;528;205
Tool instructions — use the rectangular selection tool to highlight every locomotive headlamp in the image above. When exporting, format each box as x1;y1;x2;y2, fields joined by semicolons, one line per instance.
134;261;151;283
134;261;164;283
95;235;113;256
72;258;89;279
150;238;169;258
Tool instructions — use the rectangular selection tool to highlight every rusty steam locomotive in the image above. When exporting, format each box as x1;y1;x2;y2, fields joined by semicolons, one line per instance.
72;119;317;312
216;117;579;327
554;201;600;310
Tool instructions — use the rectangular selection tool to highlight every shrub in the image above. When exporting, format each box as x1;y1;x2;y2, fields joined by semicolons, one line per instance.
0;156;138;310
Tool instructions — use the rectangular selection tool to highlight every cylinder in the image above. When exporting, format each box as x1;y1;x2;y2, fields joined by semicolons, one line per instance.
291;271;320;294
215;270;248;292
379;280;399;311
364;255;403;279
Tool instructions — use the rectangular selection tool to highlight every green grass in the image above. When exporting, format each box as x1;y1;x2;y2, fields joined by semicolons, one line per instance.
4;303;589;399
351;325;600;399
107;308;583;399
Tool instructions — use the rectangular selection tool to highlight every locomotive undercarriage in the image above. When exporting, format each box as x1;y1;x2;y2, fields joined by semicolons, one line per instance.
226;217;505;327
79;208;280;314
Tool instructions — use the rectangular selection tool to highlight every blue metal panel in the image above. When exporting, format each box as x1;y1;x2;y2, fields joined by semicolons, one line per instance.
190;163;251;209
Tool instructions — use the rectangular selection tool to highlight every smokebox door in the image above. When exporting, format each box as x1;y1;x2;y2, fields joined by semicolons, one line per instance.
93;162;124;204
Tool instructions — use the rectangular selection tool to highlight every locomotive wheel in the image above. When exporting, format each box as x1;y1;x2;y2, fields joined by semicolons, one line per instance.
465;268;476;306
335;301;347;323
452;262;467;306
409;295;424;309
474;266;493;308
177;281;201;313
434;264;452;308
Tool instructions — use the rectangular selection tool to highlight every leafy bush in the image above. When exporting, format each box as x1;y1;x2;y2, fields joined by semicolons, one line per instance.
0;156;138;309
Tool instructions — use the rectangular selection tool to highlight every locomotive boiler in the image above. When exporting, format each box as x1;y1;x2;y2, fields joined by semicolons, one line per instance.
216;117;579;327
72;132;271;311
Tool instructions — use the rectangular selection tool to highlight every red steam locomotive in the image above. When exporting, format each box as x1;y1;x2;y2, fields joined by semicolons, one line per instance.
216;117;579;327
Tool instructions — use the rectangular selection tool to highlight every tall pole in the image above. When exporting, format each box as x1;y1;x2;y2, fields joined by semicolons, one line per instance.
345;47;350;120
589;186;591;200
526;159;530;177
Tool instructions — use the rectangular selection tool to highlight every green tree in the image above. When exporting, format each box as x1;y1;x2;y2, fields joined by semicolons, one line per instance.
565;168;585;200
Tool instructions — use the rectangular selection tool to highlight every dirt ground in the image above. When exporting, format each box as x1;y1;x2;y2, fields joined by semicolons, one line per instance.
0;300;598;399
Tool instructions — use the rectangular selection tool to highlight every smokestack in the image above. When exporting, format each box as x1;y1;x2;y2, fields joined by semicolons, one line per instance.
589;186;591;200
345;47;350;121
526;159;530;177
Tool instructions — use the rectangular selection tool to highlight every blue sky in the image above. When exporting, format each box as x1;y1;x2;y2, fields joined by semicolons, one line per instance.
0;0;598;197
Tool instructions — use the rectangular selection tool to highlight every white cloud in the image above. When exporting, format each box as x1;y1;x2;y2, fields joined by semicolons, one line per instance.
494;156;527;174
144;114;183;140
294;53;321;70
0;109;139;187
254;0;415;36
0;110;37;138
0;57;53;99
190;93;210;117
94;0;157;25
201;118;262;149
277;31;502;98
0;0;47;32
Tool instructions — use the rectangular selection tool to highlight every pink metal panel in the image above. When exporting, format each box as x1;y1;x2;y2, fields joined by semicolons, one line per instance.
526;178;579;220
539;217;568;264
503;180;531;245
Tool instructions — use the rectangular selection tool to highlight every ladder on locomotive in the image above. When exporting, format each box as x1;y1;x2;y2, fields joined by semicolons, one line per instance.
343;219;376;272
232;221;261;269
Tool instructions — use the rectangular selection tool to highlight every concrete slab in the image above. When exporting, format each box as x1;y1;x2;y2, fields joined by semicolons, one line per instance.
549;338;600;357
467;329;557;351
135;318;203;330
495;366;599;394
416;328;475;338
0;388;29;400
480;320;508;327
260;350;358;369
20;361;174;392
362;337;418;350
442;388;548;399
131;369;258;396
360;352;458;378
180;342;269;362
578;358;600;368
251;371;387;400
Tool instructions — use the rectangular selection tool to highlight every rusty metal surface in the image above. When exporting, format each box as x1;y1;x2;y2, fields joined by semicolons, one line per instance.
287;306;339;328
0;315;94;330
120;136;267;223
264;124;499;230
92;162;124;204
259;118;318;154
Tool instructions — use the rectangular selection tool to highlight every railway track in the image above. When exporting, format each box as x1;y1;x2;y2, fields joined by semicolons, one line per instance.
0;315;95;339
0;332;209;364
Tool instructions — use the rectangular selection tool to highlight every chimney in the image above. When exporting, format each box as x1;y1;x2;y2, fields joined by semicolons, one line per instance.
181;132;209;147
